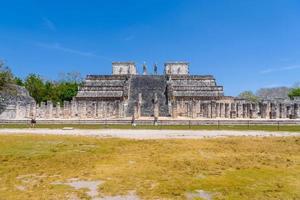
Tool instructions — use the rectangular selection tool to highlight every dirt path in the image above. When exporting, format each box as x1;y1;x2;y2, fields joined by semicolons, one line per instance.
0;128;299;139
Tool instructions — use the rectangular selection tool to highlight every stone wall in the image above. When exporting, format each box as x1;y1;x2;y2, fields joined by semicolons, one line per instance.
164;62;189;75
112;62;137;75
0;85;35;119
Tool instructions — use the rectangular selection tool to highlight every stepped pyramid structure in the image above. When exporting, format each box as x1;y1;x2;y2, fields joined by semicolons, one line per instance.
74;62;234;119
2;61;300;120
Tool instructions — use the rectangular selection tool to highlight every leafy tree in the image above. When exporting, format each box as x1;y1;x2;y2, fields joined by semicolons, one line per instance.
57;82;79;103
42;81;59;103
238;91;259;102
0;60;14;90
14;77;24;86
288;88;300;99
24;74;45;104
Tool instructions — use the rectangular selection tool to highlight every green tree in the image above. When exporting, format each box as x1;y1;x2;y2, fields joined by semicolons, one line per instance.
14;77;24;86
24;74;45;104
238;91;259;102
42;81;58;103
288;88;300;99
0;60;14;90
23;72;81;105
57;82;79;103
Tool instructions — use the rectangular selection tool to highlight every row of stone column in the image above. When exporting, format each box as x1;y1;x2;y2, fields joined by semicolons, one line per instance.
15;99;126;119
13;99;300;119
173;100;300;119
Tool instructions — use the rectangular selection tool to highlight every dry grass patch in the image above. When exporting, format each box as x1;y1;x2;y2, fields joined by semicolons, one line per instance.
0;135;299;199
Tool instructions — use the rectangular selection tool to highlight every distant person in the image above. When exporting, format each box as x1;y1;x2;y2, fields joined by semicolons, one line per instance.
30;118;36;128
131;116;136;127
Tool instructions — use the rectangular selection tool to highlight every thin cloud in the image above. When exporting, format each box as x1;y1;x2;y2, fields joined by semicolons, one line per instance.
36;42;111;61
42;18;56;31
124;35;135;41
260;65;300;74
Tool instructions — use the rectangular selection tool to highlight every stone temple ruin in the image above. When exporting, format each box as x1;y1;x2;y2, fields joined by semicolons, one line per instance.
1;62;300;120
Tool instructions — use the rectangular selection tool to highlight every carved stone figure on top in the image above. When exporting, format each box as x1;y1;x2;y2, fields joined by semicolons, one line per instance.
142;62;147;75
154;63;158;75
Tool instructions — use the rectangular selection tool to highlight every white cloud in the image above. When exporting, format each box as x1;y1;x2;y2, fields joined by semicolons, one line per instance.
42;18;56;31
36;42;111;61
259;65;300;74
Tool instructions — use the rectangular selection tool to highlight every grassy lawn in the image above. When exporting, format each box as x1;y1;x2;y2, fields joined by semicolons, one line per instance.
0;135;299;199
1;123;300;132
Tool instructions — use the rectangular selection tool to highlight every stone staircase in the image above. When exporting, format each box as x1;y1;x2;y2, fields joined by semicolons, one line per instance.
127;75;169;117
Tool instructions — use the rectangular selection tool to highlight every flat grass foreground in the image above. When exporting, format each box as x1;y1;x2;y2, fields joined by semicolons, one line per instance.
0;135;299;200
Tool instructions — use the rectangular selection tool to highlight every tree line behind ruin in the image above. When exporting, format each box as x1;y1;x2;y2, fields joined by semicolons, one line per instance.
0;60;82;105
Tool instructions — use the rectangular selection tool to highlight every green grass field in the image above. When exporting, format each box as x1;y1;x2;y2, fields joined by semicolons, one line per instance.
1;123;300;132
0;134;299;199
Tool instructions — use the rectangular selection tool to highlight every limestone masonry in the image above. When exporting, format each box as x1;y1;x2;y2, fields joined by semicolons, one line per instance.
1;62;300;120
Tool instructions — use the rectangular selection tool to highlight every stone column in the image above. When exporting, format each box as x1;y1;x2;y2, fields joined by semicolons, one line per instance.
270;103;276;119
225;103;230;118
237;103;243;118
230;103;236;118
92;101;97;118
123;100;128;118
137;93;142;118
258;103;264;118
266;102;271;119
103;102;108;119
296;103;300;118
55;102;61;118
198;101;203;117
207;102;212;118
293;103;299;119
211;101;216;118
196;100;201;117
220;103;225;118
97;101;103;118
201;102;207;118
30;102;37;118
275;103;280;119
153;93;159;118
117;100;123;118
106;102;111;118
251;103;258;118
63;101;70;119
191;99;197;118
35;104;40;118
172;101;178;118
247;103;251;118
46;101;53;119
215;102;220;118
286;105;292;119
242;104;247;118
40;102;46;118
71;99;77;118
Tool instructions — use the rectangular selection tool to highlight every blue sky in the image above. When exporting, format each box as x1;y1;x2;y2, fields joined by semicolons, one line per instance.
1;0;300;96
